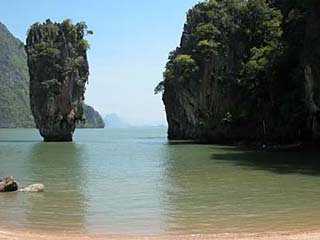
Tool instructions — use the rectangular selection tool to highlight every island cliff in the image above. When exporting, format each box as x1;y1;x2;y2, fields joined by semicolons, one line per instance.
157;0;320;145
26;19;91;141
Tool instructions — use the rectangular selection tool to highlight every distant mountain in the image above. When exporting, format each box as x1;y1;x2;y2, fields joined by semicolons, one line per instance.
104;114;131;128
0;22;103;128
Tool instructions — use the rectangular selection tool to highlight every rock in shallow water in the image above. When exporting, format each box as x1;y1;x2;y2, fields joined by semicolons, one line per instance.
19;184;45;193
0;176;18;192
26;19;90;142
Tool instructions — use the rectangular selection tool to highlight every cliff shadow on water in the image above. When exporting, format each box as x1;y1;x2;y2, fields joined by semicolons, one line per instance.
211;147;320;176
160;143;320;234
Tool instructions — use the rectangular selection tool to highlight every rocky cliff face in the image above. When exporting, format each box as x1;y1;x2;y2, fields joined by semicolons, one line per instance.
0;22;34;127
26;19;90;141
158;0;320;145
304;3;320;142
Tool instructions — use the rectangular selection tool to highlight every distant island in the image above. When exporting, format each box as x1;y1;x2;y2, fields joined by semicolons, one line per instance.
0;21;104;129
104;114;131;128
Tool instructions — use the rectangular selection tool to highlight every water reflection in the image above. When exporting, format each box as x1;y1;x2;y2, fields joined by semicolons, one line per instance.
0;142;89;232
161;144;232;234
1;129;320;235
28;142;88;231
161;144;320;234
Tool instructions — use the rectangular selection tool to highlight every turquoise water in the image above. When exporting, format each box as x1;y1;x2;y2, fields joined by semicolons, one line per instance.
0;128;320;235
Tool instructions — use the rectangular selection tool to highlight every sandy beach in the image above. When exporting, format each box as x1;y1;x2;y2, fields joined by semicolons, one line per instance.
1;228;320;240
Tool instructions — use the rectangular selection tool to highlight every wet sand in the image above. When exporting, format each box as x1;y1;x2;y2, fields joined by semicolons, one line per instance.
1;228;320;240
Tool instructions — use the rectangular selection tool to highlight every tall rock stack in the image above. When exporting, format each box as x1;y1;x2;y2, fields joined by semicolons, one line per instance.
26;19;90;141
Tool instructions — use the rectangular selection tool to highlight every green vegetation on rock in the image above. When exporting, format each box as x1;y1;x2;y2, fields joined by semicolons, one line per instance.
157;0;320;144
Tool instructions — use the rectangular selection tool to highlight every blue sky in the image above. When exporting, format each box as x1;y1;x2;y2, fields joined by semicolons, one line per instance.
0;0;200;126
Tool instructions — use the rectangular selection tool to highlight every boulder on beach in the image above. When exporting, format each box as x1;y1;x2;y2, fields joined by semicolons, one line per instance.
0;176;18;192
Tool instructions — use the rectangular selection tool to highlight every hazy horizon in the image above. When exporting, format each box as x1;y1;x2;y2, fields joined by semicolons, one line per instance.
0;0;199;126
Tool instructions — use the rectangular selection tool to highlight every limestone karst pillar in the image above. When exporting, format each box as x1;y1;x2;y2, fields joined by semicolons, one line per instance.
26;19;90;142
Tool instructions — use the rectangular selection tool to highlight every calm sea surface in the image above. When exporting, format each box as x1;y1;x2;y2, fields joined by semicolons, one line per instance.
0;128;320;235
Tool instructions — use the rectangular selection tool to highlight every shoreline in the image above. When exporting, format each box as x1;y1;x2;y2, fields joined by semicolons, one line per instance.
1;228;320;240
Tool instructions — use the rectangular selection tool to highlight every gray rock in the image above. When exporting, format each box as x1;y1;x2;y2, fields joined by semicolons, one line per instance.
19;184;44;193
0;176;18;192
